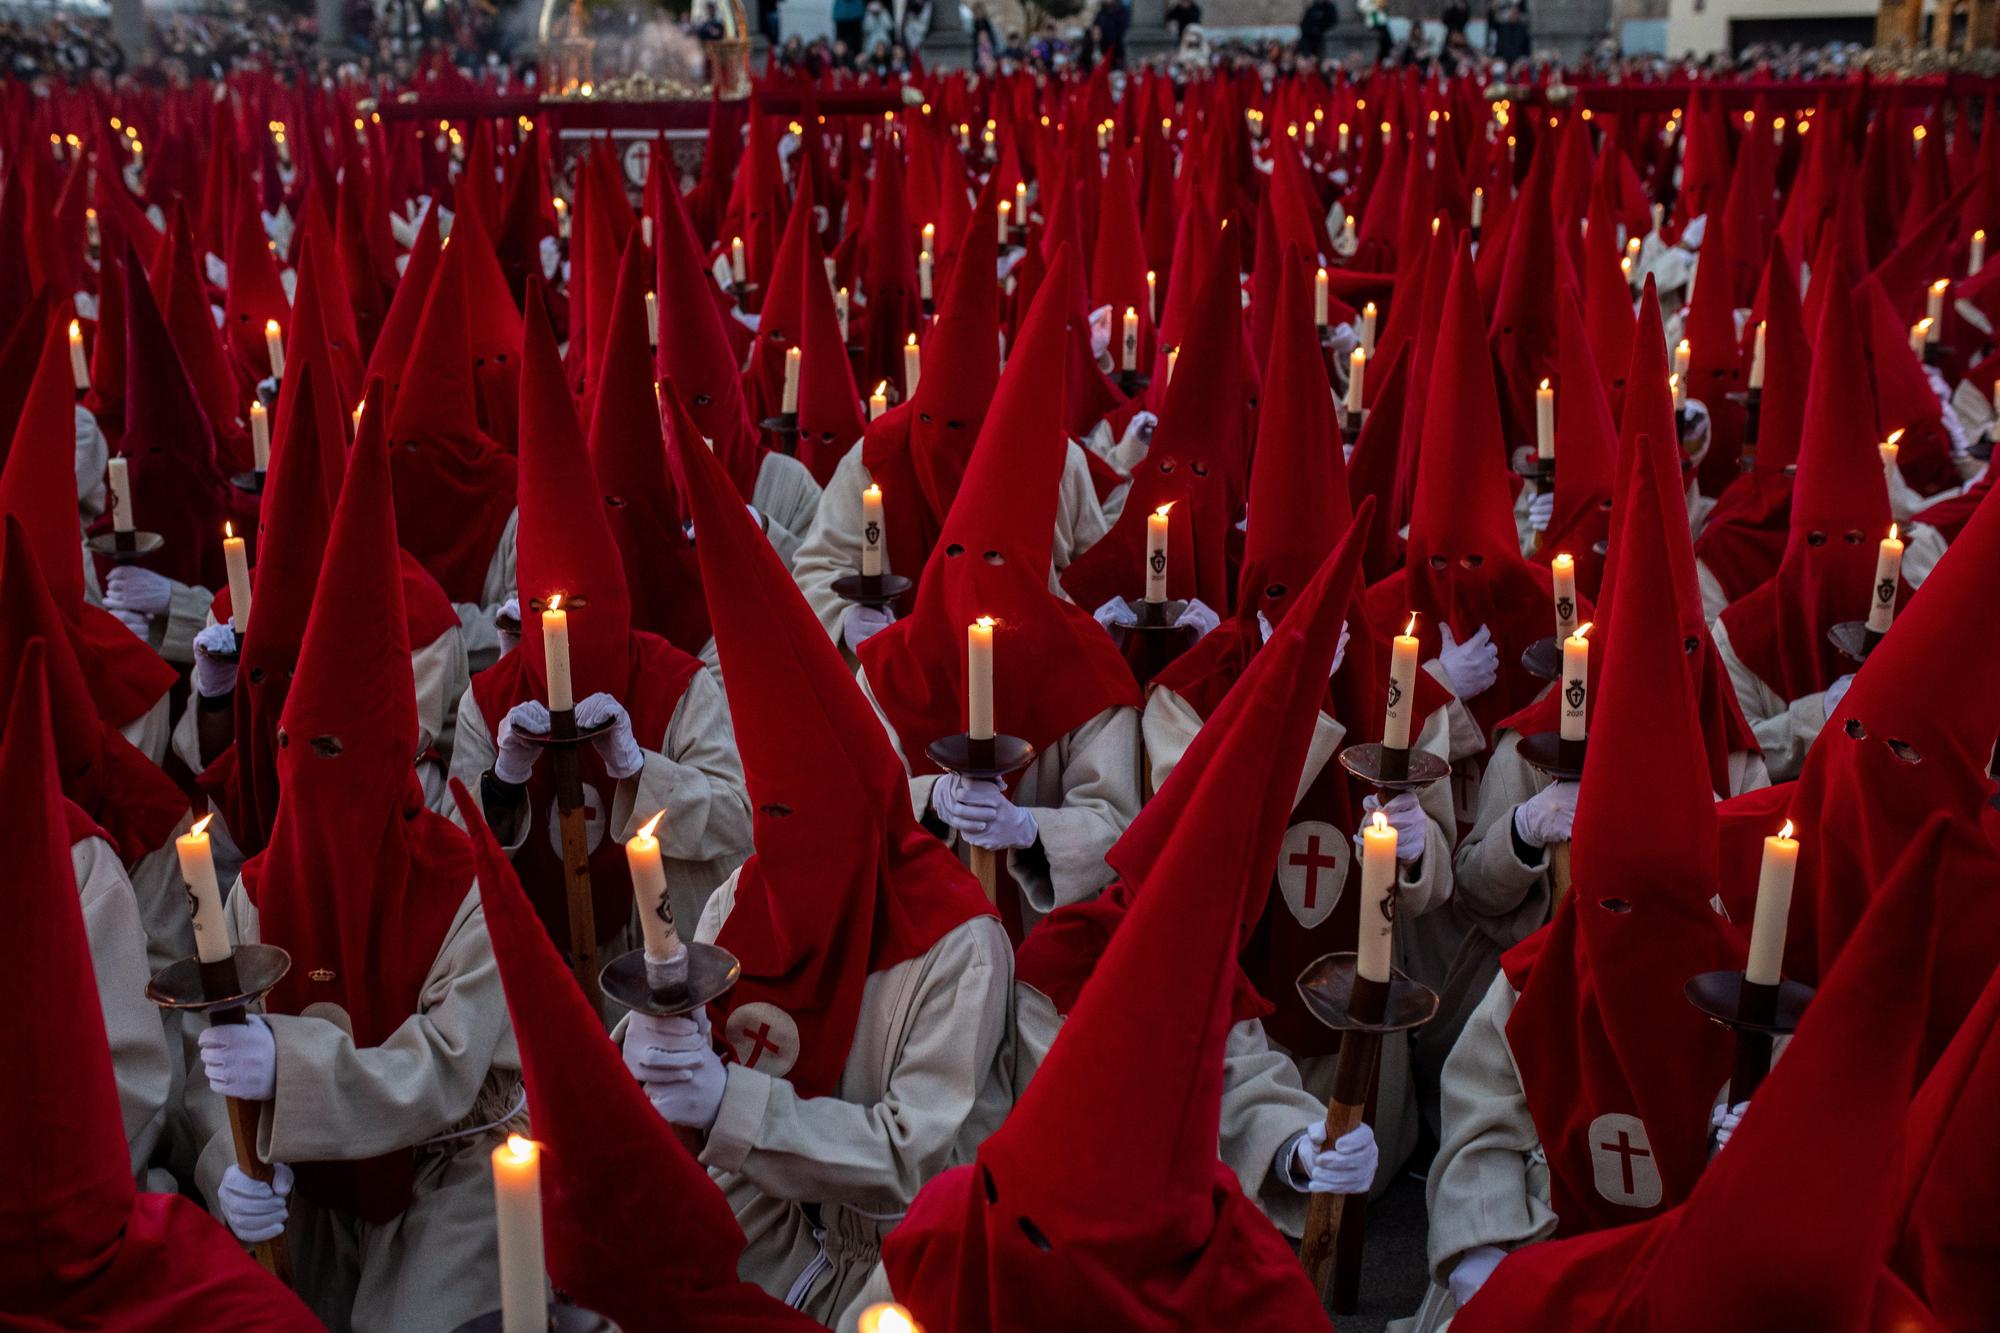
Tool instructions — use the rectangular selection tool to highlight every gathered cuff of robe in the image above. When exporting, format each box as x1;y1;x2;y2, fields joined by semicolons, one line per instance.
702;1063;777;1174
160;580;216;665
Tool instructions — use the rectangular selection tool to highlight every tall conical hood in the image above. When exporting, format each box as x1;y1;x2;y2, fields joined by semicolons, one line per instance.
1537;285;1618;599
155;205;248;469
792;225;866;485
221;176;289;380
363;201;441;390
0;303;85;610
454;778;820;1332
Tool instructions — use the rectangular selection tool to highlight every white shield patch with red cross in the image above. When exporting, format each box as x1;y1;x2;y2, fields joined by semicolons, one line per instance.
1276;820;1351;930
1587;1112;1663;1208
723;1002;800;1077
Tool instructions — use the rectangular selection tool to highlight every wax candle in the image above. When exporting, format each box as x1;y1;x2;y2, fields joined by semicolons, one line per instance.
67;319;88;391
861;483;884;576
730;235;747;286
645;291;659;348
998;199;1011;244
1744;821;1799;986
1671;372;1685;413
1357;811;1397;983
1866;524;1904;634
641;215;653;249
1144;504;1170;603
1120;307;1139;372
857;1304;921;1333
1535;377;1555;460
492;1135;548;1333
1560;622;1592;742
1383;614;1419;750
918;250;934;302
1551;554;1578;639
1360;301;1378;356
967;617;995;740
1879;429;1902;480
264;319;285;378
543;593;573;712
781;346;801;415
1471;186;1484;228
1146;269;1159;321
1749;320;1767;389
1338;121;1350;153
1341;215;1357;251
1927;278;1948;334
1973;229;1988;276
223;522;252;637
1314;267;1329;326
249;401;270;471
1345;347;1366;418
626;810;682;963
175;814;232;964
1014;182;1028;224
352;402;364;435
836;287;850;345
1166;346;1179;386
1910;319;1932;358
107;457;134;533
869;381;888;420
903;334;921;395
1672;338;1691;380
553;196;568;238
85;207;99;249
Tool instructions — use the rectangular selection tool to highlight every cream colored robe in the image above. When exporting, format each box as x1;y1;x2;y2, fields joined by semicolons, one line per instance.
1144;682;1457;1186
1710;618;1843;783
791;439;1115;653
860;673;1141;937
189;883;521;1333
71;833;175;1186
677;868;1013;1323
448;668;753;955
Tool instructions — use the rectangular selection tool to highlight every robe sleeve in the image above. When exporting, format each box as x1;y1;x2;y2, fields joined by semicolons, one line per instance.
788;444;874;647
1711;619;1823;783
1054;441;1114;569
453;508;519;676
1903;521;1948;588
1423;975;1556;1282
753;451;825;570
1008;706;1140;916
116;692;171;768
1422;660;1489;764
1144;686;1346;811
73;834;174;1180
1695;559;1730;625
412;625;471;766
159;580;216;666
1449;731;1553;925
445;687;529;853
698;916;1013;1205
1220;1018;1325;1238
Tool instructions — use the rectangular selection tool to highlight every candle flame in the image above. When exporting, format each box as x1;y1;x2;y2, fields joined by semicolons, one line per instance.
501;1134;537;1163
874;381;888;396
1404;613;1418;635
1154;502;1174;518
1932;278;1950;296
1575;621;1594;640
1980;229;1989;243
1364;301;1377;317
1538;377;1550;391
69;318;80;339
1889;522;1899;541
975;615;996;630
1146;269;1156;283
1778;819;1794;840
264;318;280;337
191;813;214;836
1371;810;1390;833
546;593;563;613
906;333;917;348
859;1304;920;1333
1887;427;1905;446
639;810;665;840
224;520;235;539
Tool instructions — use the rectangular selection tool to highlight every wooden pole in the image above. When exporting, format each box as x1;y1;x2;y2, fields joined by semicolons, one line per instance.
968;845;999;905
209;1003;293;1284
1550;840;1573;906
1298;1027;1385;1314
547;712;604;1015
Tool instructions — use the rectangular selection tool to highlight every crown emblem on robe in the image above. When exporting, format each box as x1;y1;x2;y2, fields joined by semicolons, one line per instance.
309;968;336;983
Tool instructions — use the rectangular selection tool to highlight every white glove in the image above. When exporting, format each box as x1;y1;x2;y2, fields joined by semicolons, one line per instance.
494;700;550;786
1258;612;1348;678
539;235;561;281
1360;791;1427;865
1094;596;1138;630
104;564;173;617
1120;409;1157;449
1679;397;1713;467
496;596;521;656
932;774;1039;850
1823;673;1856;718
192;621;240;698
218;1162;294;1244
198;1014;277;1101
1435;622;1499;700
1448;1244;1508;1310
1710;1099;1748;1151
1175;598;1220;638
1088;303;1113;361
1527;490;1554;533
1512;779;1580;850
1326;320;1360;360
841;602;896;652
575;692;644;780
109;606;151;639
1286;1120;1378;1194
624;1006;725;1131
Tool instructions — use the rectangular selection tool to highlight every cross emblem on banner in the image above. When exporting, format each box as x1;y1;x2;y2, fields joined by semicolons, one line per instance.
1276;820;1349;929
1587;1112;1663;1207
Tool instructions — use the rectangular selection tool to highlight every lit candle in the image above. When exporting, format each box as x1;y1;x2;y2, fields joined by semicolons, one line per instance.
998;199;1011;245
1146;269;1159;321
1338;121;1350;153
85;207;99;249
1910;319;1932;358
1144;503;1170;603
553;196;568;238
1744;821;1799;986
223;522;252;636
67;319;88;391
1341;215;1356;251
351;402;364;435
730;235;747;286
919;249;934;301
1560;622;1592;742
1927;278;1948;334
869;380;888;420
967;616;995;740
1749;320;1767;389
781;346;801;415
1879;428;1902;481
1360;301;1378;356
1471;186;1484;228
1120;307;1139;372
1383;614;1419;750
1866;523;1904;634
249;401;270;472
1345;347;1366;418
1165;345;1179;385
1014;182;1028;225
836;287;851;344
175;814;231;964
646;291;659;348
1671;372;1685;413
903;334;921;395
1973;229;1988;275
1357;810;1397;983
625;810;682;963
641;215;653;249
1672;338;1691;380
857;1304;922;1333
107;457;134;533
264;319;285;378
542;593;573;712
491;1135;549;1333
861;483;884;576
1536;377;1555;460
1314;267;1329;326
1551;554;1578;639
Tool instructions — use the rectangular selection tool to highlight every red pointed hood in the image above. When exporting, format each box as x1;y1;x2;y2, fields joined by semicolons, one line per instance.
241;387;474;1225
675;378;992;1099
654;161;762;500
455;777;820;1332
363;201;441;392
743;168;817;419
1502;415;1738;1237
860;143;925;398
1857;277;1958;496
86;253;127;432
1090;138;1155;368
1719;278;1895;700
1579;190;1635;408
1491;139;1571;449
588;240;710;657
793;223;867;486
156;205;249;471
1537;285;1618;597
861;247;1139;769
0;303;87;612
221;176;289;381
881;510;1345;1331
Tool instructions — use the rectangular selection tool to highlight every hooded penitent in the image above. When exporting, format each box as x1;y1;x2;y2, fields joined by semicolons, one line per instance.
0;640;321;1331
1718;277;1903;703
672;373;994;1096
1499;419;1737;1238
470;294;703;953
1463;812;1951;1333
791;220;868;486
1534;285;1618;601
859;246;1138;794
236;387;474;1224
879;489;1348;1331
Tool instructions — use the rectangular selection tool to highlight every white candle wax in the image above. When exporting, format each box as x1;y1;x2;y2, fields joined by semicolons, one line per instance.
1383;616;1419;750
967;617;995;740
176;815;232;964
542;594;574;712
1165;346;1179;386
249;401;270;471
1338;122;1350;153
1973;229;1987;276
641;215;653;248
107;457;134;533
861;484;884;576
1146;269;1159;321
1121;307;1139;372
1314;267;1329;327
1471;186;1484;228
1927;279;1948;334
1672;338;1691;380
903;335;921;396
730;236;747;286
781;346;802;415
836;287;850;345
492;1135;549;1333
1535;378;1555;460
1749;320;1767;390
626;811;682;963
1910;320;1932;358
67;319;88;391
1357;811;1397;983
223;522;253;637
1345;347;1366;418
869;381;888;421
645;291;659;348
1560;623;1592;742
1144;505;1169;603
919;250;934;301
264;319;285;378
1744;822;1799;986
1360;301;1378;356
1551;554;1578;639
998;200;1011;245
1866;524;1904;634
1671;372;1685;413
